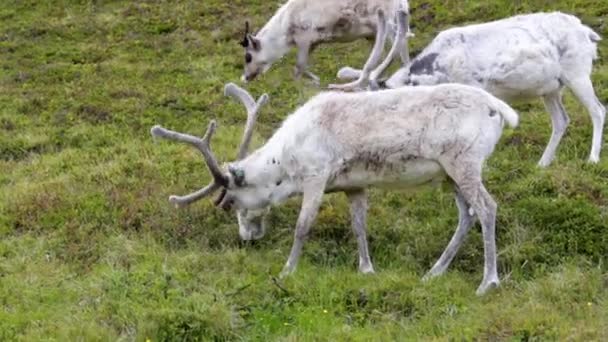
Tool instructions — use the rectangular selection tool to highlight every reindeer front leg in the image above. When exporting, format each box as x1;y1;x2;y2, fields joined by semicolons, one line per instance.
279;179;326;278
294;42;320;85
347;190;375;273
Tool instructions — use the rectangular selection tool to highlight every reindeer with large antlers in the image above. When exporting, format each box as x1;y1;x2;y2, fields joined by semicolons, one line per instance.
152;82;519;295
333;11;606;166
240;0;411;84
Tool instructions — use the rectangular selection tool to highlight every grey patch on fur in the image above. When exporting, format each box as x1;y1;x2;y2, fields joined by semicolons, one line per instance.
333;17;353;35
409;53;439;75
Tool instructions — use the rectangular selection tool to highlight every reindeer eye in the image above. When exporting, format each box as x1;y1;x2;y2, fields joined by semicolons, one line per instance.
245;53;252;63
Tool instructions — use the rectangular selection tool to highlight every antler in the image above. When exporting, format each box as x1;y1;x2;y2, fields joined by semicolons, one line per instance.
168;183;220;208
328;9;388;91
369;10;411;84
151;121;228;208
224;82;269;160
152;85;269;208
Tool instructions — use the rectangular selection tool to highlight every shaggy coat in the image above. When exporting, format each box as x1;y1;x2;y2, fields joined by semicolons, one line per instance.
380;12;605;166
152;83;519;295
240;0;410;83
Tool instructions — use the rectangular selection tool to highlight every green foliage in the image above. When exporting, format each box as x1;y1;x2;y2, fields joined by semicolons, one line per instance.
1;0;607;340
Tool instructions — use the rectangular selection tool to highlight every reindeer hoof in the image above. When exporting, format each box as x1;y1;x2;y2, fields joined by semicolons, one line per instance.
422;270;442;282
476;278;500;296
537;158;552;168
279;266;295;279
359;264;375;274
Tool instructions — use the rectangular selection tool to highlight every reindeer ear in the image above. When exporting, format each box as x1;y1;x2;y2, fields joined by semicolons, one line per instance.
229;166;246;187
240;21;251;48
247;34;261;51
240;36;249;48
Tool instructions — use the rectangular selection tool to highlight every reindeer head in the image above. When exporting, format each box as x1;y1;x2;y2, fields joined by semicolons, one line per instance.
151;83;271;240
239;21;271;83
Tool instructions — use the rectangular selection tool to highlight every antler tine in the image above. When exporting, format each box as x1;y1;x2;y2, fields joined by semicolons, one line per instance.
151;124;224;207
236;93;268;159
369;10;411;83
224;83;269;159
225;83;256;114
328;9;388;91
168;182;220;208
151;121;229;188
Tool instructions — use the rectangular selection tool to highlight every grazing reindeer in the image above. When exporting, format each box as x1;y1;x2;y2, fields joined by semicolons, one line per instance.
240;0;411;84
336;11;606;166
151;83;519;295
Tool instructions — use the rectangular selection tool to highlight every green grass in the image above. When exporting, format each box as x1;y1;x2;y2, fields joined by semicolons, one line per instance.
1;0;607;340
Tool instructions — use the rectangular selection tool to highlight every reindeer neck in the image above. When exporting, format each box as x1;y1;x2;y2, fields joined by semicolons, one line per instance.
238;142;288;185
256;5;292;59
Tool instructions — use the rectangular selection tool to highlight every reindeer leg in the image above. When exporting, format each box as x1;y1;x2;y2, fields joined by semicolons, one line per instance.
538;90;570;167
295;42;320;86
329;9;388;91
562;75;606;164
369;11;410;84
467;182;499;296
347;190;375;273
335;10;407;83
423;187;475;280
279;178;326;278
439;158;499;295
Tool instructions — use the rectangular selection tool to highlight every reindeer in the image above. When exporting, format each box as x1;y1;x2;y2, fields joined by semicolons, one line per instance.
333;11;606;166
239;0;411;84
151;83;518;295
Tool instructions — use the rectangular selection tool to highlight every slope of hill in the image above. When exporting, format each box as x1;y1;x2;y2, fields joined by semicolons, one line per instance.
0;0;607;339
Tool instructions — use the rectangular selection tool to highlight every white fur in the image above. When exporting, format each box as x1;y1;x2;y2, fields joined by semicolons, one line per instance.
384;12;605;166
221;84;518;295
234;87;515;202
241;0;410;83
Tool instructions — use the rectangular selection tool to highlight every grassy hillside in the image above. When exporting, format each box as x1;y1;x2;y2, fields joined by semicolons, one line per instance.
1;0;607;340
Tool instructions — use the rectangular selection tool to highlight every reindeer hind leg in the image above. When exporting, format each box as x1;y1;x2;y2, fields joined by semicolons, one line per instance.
440;158;499;295
562;75;606;163
424;186;476;280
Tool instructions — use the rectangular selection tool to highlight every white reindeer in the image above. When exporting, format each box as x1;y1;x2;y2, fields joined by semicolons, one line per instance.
239;0;411;84
335;11;606;166
151;82;518;295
